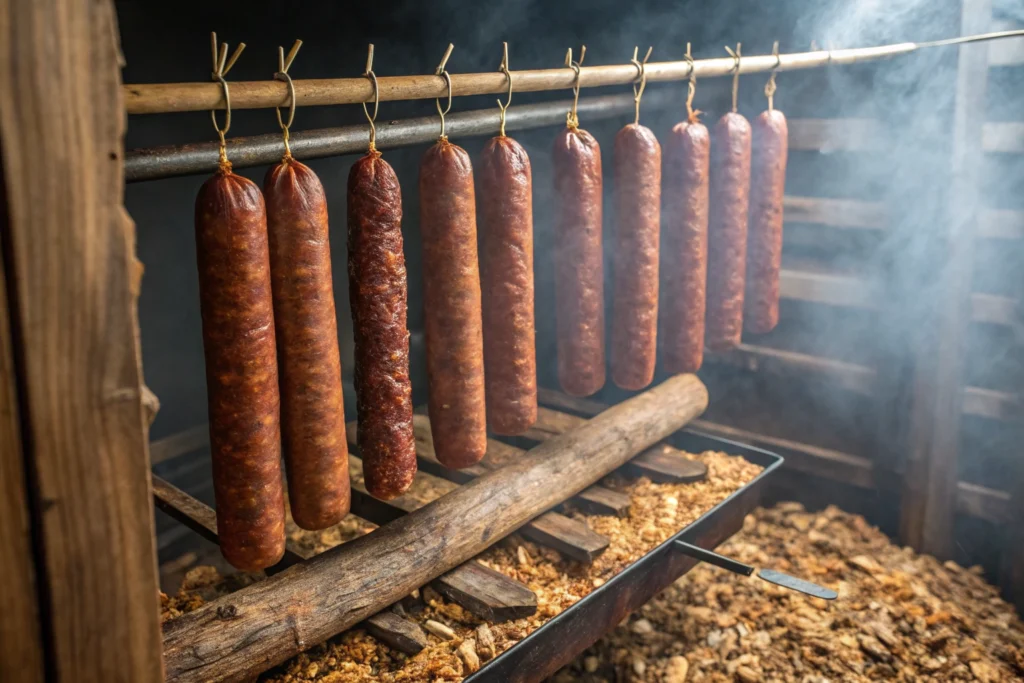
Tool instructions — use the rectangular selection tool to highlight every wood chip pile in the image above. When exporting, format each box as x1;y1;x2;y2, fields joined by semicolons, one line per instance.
554;503;1024;683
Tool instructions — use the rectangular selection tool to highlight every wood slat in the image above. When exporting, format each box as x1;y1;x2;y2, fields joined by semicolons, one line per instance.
536;387;1015;524
780;269;879;309
707;344;877;396
988;20;1024;67
962;386;1020;420
783;195;887;230
364;612;429;656
970;292;1017;326
0;1;165;679
978;209;1024;240
982;122;1024;154
408;416;611;563
787;118;883;152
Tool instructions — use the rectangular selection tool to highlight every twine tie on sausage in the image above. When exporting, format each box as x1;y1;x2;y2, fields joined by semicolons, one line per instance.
497;42;512;137
725;43;741;113
274;39;302;160
765;41;780;111
631;46;652;125
209;32;246;169
684;42;701;123
363;44;380;152
564;45;585;129
435;43;454;141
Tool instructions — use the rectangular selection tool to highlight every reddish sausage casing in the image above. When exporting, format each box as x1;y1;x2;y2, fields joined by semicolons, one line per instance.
347;149;417;499
478;135;538;435
705;112;752;352
611;123;661;390
195;166;286;571
745;110;789;334
419;139;487;468
552;126;605;397
662;120;710;373
264;158;350;529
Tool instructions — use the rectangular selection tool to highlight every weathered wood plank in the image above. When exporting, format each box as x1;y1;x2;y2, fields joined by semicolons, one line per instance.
0;178;45;682
783;195;887;229
982;121;1024;153
779;269;879;309
431;561;537;622
0;1;164;680
161;374;709;683
150;424;210;465
706;344;876;396
364;612;428;655
787;118;883;152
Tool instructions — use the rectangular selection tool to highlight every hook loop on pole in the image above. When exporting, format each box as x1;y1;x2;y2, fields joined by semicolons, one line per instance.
274;39;302;159
631;45;652;125
209;32;246;167
564;45;586;129
724;43;742;113
764;41;780;111
435;43;454;140
362;44;380;151
497;42;512;137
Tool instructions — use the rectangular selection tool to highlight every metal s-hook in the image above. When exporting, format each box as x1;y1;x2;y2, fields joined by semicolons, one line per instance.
209;32;246;166
274;39;302;159
435;43;454;141
564;45;586;129
497;42;512;137
724;42;742;113
765;41;780;111
684;42;701;123
630;45;652;125
363;44;380;151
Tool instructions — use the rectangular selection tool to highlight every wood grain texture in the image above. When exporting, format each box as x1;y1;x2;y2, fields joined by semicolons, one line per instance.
161;374;708;682
431;561;537;622
0;180;45;682
364;612;428;655
0;1;164;681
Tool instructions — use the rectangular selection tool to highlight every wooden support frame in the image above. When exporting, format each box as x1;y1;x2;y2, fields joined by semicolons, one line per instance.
0;1;164;680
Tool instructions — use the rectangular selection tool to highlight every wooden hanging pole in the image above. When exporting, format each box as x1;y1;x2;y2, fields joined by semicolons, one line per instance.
123;30;1024;115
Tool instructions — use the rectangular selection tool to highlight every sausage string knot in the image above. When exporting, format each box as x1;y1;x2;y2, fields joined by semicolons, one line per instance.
724;43;742;114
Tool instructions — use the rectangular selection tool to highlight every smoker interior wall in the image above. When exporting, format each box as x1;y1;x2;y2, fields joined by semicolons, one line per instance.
121;0;1024;586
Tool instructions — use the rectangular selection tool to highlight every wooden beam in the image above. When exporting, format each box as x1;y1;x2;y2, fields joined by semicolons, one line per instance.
780;269;879;309
364;612;428;656
160;374;709;683
962;386;1020;421
787;118;883;152
706;344;877;396
783;195;887;230
900;0;990;559
0;177;45;681
0;1;164;680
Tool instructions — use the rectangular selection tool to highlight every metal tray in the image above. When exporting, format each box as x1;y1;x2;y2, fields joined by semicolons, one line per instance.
464;429;784;683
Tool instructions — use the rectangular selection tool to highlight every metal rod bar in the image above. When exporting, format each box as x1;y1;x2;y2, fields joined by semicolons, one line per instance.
673;540;755;576
125;91;663;182
122;31;1024;116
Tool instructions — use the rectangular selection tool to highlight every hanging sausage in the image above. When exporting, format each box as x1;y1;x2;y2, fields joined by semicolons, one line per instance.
347;46;417;499
706;44;752;352
194;37;285;571
611;47;661;391
263;42;350;528
478;43;538;435
745;44;789;335
420;45;488;468
553;46;606;397
662;44;710;374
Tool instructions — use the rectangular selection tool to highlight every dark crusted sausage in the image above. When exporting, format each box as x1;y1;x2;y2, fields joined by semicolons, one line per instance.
195;164;285;571
611;123;661;390
478;135;537;435
706;112;752;352
264;158;349;529
662;120;710;373
552;126;605;397
347;149;417;499
419;139;487;469
745;110;789;334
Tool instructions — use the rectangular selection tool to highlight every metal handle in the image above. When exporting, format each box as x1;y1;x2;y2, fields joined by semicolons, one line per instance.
673;540;837;600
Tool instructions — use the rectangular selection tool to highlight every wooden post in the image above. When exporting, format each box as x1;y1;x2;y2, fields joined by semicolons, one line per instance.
0;1;164;681
0;200;45;680
900;0;991;557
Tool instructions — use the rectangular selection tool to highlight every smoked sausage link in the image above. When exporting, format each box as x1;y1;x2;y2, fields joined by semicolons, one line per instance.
662;120;711;373
611;123;661;390
745;110;789;334
552;126;605;397
478;136;538;435
706;112;752;352
195;166;286;571
264;158;350;529
347;149;417;499
420;140;487;468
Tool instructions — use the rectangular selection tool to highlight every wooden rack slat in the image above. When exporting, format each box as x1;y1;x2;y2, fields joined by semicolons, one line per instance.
535;388;1015;524
783;195;887;229
706;344;877;396
124;44;917;115
982;122;1024;153
780;269;880;309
